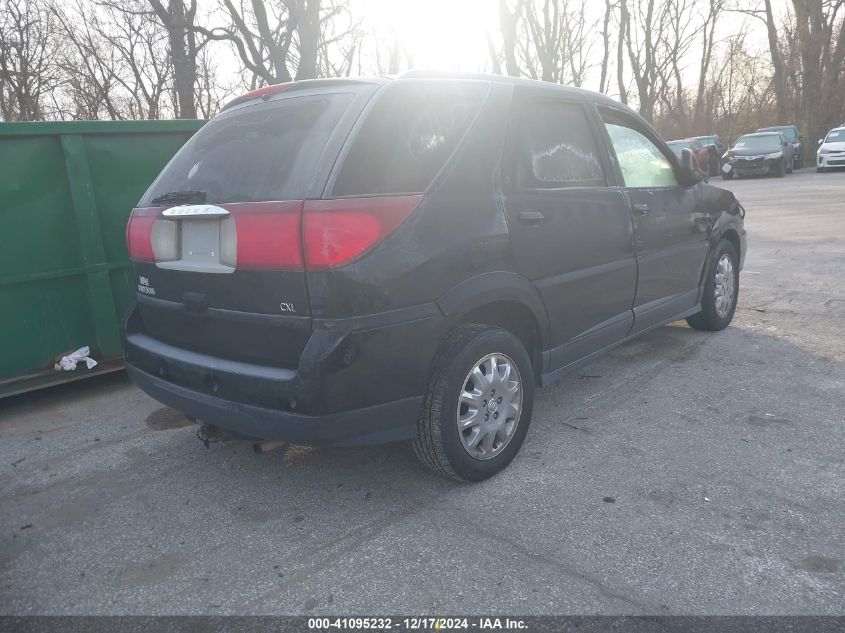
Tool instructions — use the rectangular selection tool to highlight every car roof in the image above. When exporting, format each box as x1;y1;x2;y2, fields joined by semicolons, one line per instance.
740;132;782;137
666;139;693;143
225;71;628;111
756;125;795;131
397;70;624;106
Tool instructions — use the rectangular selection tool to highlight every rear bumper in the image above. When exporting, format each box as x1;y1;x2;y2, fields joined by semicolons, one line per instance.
126;364;421;446
124;302;443;446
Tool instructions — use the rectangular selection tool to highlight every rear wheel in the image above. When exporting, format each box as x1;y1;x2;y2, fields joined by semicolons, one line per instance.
413;325;534;482
687;240;739;332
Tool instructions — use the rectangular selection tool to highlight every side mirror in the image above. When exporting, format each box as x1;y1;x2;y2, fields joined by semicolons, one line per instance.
679;148;703;186
818;139;824;145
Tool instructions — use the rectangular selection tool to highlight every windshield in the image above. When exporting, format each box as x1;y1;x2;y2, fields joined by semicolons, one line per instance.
667;141;689;154
734;135;781;150
141;92;354;206
760;127;795;140
824;130;845;143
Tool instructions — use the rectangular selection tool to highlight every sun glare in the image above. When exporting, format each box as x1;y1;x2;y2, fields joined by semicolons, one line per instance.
363;0;499;72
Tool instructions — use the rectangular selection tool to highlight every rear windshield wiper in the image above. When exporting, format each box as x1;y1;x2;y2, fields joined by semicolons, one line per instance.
149;189;207;206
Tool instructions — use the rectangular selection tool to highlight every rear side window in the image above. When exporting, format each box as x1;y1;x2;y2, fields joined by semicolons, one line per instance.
332;81;489;196
141;93;354;205
516;100;606;189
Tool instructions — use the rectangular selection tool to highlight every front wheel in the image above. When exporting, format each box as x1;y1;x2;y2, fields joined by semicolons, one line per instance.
687;240;739;331
774;159;786;177
413;325;534;482
722;169;734;180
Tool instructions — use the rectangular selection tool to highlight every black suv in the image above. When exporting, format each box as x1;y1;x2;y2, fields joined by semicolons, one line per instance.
124;72;746;482
756;125;803;169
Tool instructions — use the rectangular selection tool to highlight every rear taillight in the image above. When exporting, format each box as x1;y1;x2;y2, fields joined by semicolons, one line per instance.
231;203;303;269
126;196;420;271
303;196;422;270
126;209;157;262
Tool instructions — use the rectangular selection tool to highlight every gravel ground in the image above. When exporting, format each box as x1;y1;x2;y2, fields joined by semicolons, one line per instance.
1;169;843;615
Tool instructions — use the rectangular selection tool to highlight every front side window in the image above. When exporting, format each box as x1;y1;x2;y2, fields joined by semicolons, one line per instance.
332;80;489;196
601;110;678;188
515;100;606;189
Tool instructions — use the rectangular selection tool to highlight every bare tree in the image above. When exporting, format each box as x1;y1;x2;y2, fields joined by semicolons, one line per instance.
0;0;61;120
53;0;173;120
496;0;524;77
147;0;200;118
619;0;691;122
196;0;332;86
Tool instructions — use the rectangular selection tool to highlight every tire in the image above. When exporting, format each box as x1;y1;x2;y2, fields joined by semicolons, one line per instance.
817;166;825;174
687;239;739;332
794;153;802;170
413;324;534;482
774;159;786;177
722;170;734;180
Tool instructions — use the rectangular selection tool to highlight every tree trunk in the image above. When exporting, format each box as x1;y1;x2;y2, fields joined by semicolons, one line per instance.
294;0;321;80
498;0;522;77
763;0;788;122
150;0;197;119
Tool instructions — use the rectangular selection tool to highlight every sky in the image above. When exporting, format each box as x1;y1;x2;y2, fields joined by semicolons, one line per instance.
204;0;779;102
360;0;500;72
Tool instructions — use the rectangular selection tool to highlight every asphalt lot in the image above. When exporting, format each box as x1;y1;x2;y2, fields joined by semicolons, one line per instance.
1;169;843;615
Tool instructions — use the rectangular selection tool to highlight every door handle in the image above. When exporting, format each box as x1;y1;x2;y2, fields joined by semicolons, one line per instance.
632;203;650;216
518;211;545;224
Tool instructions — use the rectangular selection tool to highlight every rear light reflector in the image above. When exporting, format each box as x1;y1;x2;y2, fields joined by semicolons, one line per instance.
219;217;237;267
303;196;422;270
150;219;178;261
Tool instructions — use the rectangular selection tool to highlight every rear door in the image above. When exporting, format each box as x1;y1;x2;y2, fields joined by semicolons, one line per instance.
598;106;709;332
501;92;637;369
128;86;373;368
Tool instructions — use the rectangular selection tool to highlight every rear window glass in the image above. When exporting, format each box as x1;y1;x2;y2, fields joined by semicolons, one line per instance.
331;81;489;196
141;93;354;205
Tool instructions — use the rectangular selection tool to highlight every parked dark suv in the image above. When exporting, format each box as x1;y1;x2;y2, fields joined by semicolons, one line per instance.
756;125;804;169
124;72;746;482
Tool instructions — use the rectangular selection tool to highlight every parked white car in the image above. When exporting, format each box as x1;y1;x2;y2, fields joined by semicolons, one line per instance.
817;127;845;172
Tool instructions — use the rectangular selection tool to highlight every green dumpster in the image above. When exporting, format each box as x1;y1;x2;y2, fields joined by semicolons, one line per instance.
0;120;205;397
